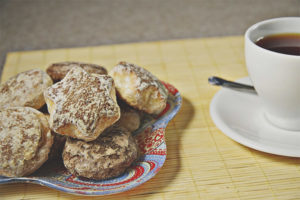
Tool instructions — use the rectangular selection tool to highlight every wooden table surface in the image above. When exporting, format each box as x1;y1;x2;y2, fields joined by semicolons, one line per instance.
1;36;300;200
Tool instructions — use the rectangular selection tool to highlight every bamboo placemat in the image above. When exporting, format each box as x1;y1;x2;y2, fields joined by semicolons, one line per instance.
1;36;300;200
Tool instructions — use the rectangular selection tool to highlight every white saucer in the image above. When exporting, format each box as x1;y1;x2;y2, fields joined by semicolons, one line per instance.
210;77;300;157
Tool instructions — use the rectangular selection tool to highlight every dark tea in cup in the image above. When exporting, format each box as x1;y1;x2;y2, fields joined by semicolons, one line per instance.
255;33;300;56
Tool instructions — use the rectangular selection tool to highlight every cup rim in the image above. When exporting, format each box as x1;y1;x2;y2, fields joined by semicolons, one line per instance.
245;17;300;58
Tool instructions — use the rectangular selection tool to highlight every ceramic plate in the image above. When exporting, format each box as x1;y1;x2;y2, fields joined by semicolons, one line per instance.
0;81;182;196
210;77;300;157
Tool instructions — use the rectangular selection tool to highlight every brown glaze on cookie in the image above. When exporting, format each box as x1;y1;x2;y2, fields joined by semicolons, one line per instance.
63;127;138;180
0;107;53;177
44;66;120;141
110;62;168;115
46;61;107;82
0;69;53;109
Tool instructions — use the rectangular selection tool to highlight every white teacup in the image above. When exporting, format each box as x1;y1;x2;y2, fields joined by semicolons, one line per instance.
245;17;300;131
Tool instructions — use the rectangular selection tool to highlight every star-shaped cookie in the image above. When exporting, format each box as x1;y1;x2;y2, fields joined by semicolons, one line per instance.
44;66;120;141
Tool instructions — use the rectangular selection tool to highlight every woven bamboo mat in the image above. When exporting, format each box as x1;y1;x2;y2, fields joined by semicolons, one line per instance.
1;36;300;199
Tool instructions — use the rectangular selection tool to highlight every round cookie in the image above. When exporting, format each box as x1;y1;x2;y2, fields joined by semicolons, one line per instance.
0;107;53;177
44;66;120;142
44;114;66;161
0;69;53;109
63;127;138;180
110;62;168;115
48;131;66;161
46;61;108;82
116;101;141;132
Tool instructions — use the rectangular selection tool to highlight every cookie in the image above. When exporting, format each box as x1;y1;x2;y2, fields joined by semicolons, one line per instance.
46;61;107;82
0;107;53;177
48;131;66;161
63;126;138;180
44;66;120;142
43;114;66;160
116;101;141;132
110;62;168;115
0;69;53;109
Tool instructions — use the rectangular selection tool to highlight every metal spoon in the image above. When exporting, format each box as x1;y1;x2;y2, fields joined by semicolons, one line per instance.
208;76;257;94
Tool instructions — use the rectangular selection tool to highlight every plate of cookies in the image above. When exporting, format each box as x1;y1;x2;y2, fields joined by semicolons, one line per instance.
0;61;181;195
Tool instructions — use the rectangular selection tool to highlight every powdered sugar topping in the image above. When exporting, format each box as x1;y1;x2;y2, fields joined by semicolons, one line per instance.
44;67;119;137
113;61;168;99
0;69;52;109
0;107;42;176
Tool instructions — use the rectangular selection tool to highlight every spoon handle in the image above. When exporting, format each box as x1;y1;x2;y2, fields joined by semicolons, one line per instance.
208;76;257;94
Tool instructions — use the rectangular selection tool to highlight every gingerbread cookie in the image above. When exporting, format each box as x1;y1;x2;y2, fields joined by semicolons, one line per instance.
110;62;168;115
44;66;120;141
0;69;53;109
0;107;53;177
48;131;66;161
116;101;141;132
63;126;138;180
46;61;107;82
